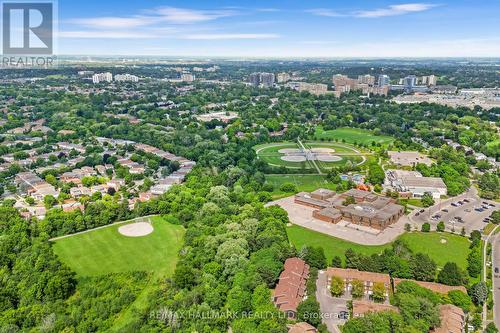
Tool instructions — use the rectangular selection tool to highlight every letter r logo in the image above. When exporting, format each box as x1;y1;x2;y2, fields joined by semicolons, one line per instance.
2;2;53;54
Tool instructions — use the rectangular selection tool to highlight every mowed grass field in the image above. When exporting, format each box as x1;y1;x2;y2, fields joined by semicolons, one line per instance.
266;174;336;192
254;141;365;171
314;127;394;145
52;216;185;276
287;225;470;270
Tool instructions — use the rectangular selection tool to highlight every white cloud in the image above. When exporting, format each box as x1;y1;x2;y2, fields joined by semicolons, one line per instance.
69;16;157;28
305;8;344;17
58;30;157;39
67;7;238;31
182;33;279;40
153;7;237;24
300;40;340;45
355;3;438;18
256;8;281;12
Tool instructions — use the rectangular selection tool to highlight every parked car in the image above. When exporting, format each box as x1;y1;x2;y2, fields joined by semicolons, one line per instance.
442;209;449;212
463;199;470;203
451;203;458;207
419;209;425;213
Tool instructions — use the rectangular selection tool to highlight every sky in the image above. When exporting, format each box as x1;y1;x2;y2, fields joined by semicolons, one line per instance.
54;0;500;57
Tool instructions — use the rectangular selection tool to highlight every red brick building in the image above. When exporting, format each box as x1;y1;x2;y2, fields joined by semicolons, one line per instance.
273;258;310;318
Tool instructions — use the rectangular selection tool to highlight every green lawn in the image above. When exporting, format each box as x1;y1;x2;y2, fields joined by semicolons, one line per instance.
400;198;424;207
254;141;366;171
399;232;469;269
52;216;185;276
265;174;337;198
314;127;394;145
287;225;470;270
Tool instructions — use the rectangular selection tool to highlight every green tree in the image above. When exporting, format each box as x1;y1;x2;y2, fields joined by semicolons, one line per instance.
470;230;481;249
44;195;57;209
301;246;327;269
421;192;435;207
372;282;386;303
297;297;322;326
410;253;437;282
470;281;488;305
25;196;35;205
342;195;355;206
438;262;466;286
421;222;430;232
447;290;472;311
485;322;499;333
351;279;364;299
345;248;361;269
330;276;345;297
467;248;482;278
331;255;342;268
436;221;445;232
367;163;385;185
279;182;297;193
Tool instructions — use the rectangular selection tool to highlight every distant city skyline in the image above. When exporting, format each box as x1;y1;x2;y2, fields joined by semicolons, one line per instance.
56;0;500;57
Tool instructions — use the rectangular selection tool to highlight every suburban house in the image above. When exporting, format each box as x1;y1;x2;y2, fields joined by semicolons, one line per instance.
431;304;465;333
352;300;399;317
393;278;467;294
326;268;391;301
287;322;317;333
273;258;310;318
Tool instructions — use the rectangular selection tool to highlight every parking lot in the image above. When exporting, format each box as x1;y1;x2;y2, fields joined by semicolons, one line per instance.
411;196;498;234
316;270;347;333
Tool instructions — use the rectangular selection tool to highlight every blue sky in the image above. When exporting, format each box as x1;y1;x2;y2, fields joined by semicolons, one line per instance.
55;0;500;57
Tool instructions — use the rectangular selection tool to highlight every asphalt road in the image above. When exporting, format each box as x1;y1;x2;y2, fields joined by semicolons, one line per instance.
492;233;500;328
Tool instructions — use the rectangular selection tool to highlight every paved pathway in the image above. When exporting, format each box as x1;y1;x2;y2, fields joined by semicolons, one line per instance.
298;138;323;175
490;229;500;328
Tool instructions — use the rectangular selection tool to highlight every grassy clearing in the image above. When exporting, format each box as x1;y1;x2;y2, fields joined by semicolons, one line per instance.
314;127;394;145
287;225;470;270
287;225;390;263
399;232;469;269
400;198;424;207
52;216;185;276
265;174;337;197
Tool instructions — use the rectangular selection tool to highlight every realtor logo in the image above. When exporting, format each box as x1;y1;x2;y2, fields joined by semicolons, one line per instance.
2;1;53;54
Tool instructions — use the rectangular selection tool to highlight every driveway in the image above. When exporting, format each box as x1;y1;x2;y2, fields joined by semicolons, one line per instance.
316;270;347;333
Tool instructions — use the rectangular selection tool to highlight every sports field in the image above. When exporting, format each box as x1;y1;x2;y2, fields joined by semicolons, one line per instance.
314;127;394;145
52;216;185;276
287;225;469;270
254;141;366;172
